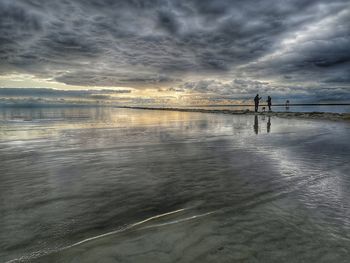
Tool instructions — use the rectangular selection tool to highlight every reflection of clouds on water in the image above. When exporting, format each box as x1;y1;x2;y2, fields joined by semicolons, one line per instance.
1;107;350;263
267;117;271;133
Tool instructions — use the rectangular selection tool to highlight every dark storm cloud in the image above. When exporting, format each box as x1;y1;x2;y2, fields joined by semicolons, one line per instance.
240;7;350;84
0;0;349;99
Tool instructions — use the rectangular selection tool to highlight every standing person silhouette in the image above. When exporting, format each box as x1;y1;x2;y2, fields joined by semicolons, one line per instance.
285;100;290;111
254;94;262;112
267;96;272;111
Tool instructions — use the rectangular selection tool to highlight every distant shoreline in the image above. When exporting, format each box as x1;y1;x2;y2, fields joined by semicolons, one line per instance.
117;106;350;122
187;103;350;107
0;103;349;121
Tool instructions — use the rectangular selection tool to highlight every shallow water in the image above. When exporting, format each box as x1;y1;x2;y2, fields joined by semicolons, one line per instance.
0;107;350;262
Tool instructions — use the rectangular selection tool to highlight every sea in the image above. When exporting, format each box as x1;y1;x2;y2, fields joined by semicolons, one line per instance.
0;106;350;262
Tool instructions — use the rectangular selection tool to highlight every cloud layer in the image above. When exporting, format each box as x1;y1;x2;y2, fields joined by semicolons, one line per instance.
0;0;349;100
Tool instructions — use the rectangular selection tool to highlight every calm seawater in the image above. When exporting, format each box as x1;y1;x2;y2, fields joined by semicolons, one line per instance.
0;107;350;263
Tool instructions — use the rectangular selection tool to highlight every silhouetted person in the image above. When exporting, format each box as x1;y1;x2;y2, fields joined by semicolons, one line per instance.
254;94;262;112
254;115;259;134
267;116;271;133
267;96;272;111
285;100;290;111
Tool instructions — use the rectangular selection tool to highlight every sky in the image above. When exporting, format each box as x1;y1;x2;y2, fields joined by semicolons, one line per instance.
0;0;349;106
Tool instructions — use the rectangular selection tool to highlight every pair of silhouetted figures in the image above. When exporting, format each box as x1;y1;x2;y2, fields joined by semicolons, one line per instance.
254;94;272;112
254;115;271;134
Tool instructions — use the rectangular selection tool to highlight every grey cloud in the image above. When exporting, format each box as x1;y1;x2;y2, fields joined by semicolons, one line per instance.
0;88;131;98
179;78;350;101
242;7;350;85
182;79;271;96
0;0;349;100
54;71;180;87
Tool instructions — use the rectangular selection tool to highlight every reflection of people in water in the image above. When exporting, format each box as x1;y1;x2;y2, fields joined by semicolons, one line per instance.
254;115;259;134
267;116;271;133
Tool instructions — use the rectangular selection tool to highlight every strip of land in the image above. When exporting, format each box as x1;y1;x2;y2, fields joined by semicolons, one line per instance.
193;103;350;107
117;106;350;122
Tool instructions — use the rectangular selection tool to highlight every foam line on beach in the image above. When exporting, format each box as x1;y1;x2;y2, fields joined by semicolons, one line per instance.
67;208;189;248
140;211;216;230
4;208;191;263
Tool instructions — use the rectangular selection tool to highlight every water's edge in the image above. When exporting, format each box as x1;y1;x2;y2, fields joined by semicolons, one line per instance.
116;106;350;122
